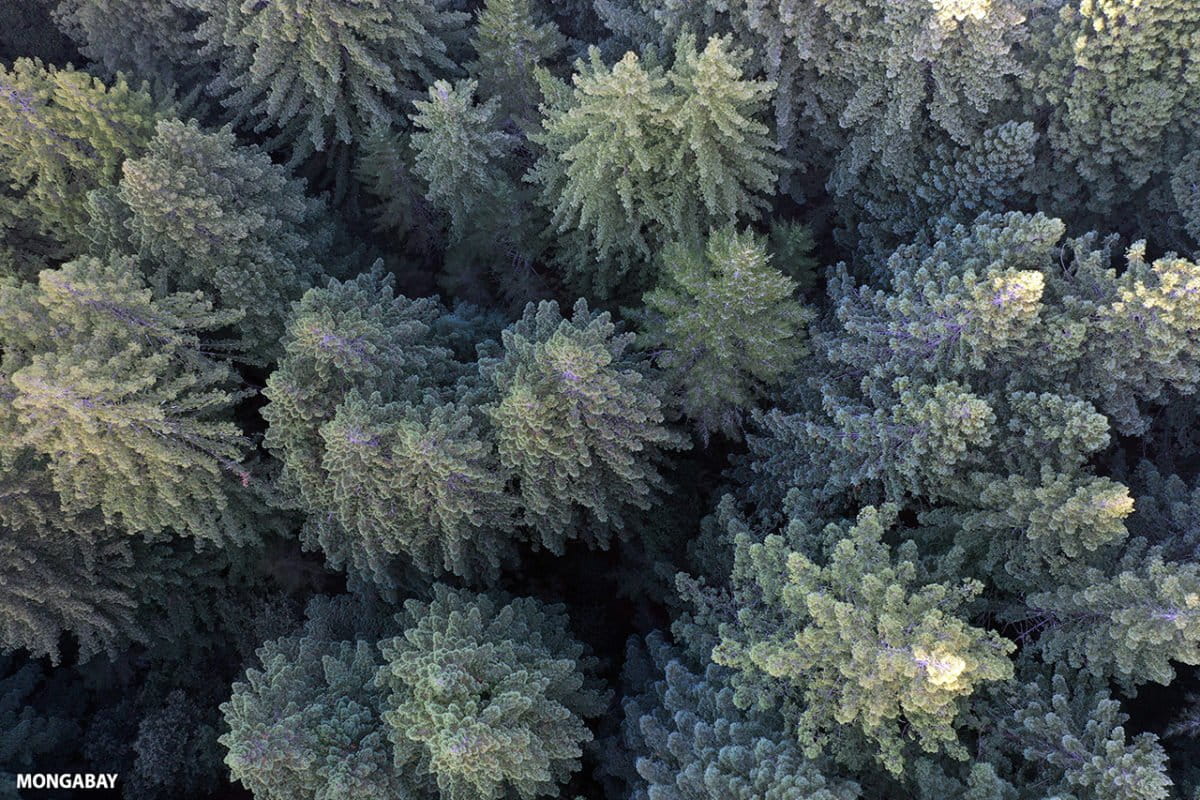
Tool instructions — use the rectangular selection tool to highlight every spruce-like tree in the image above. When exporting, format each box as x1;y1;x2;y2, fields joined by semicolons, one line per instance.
0;58;157;260
221;636;421;800
376;586;610;800
706;504;1014;775
482;299;686;552
94;119;334;356
622;632;861;800
182;0;469;161
468;0;566;125
0;255;254;544
528;34;785;297
639;227;813;441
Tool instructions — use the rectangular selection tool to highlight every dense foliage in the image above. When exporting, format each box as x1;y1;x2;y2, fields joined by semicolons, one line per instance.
3;2;1200;799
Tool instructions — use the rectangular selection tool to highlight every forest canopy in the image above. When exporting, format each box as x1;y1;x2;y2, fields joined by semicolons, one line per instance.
3;0;1200;798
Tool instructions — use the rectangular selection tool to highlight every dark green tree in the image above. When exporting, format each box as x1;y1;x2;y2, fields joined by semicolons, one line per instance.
183;0;469;161
222;636;421;800
482;299;686;552
528;33;786;297
92;119;335;356
638;227;812;441
0;58;157;264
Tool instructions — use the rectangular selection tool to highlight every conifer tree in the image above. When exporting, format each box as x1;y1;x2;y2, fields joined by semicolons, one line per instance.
353;124;442;256
263;266;460;516
221;636;421;800
468;0;566;125
263;267;515;586
639;227;813;441
622;632;861;800
705;505;1015;775
482;299;686;552
183;0;469;161
409;79;515;242
51;0;203;88
0;446;167;664
0;58;157;259
407;77;550;308
528;34;785;297
318;391;517;581
979;667;1173;800
0;255;254;544
376;586;609;800
95;119;334;356
1029;0;1200;214
1023;548;1200;686
1171;150;1200;244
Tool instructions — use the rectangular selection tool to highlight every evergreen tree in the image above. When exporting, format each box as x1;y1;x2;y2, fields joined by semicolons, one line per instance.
0;480;139;662
978;666;1173;800
263;266;460;518
0;255;255;544
639;227;813;441
353;123;442;257
1023;548;1200;686
94;119;334;356
468;0;566;125
409;79;515;242
263;267;514;586
51;0;204;88
621;632;861;800
318;390;517;581
1029;0;1200;216
704;504;1014;775
482;299;686;552
376;586;609;800
222;636;421;800
1172;150;1200;245
528;33;785;297
0;657;76;799
0;58;157;261
183;0;469;162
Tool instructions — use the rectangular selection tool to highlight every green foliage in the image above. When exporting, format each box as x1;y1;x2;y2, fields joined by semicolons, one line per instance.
1030;0;1200;214
183;0;469;161
0;58;157;259
0;473;139;662
483;299;686;551
0;255;256;544
51;0;203;87
353;124;442;255
410;79;515;241
1024;548;1200;686
377;585;609;800
621;632;861;800
94;119;332;355
263;267;491;585
619;0;1028;201
707;504;1014;775
639;227;812;440
127;690;223;799
468;0;566;124
749;212;1200;517
6;4;1200;799
222;636;419;800
766;219;820;292
1172;150;1200;244
319;391;517;580
980;667;1173;800
529;34;785;297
